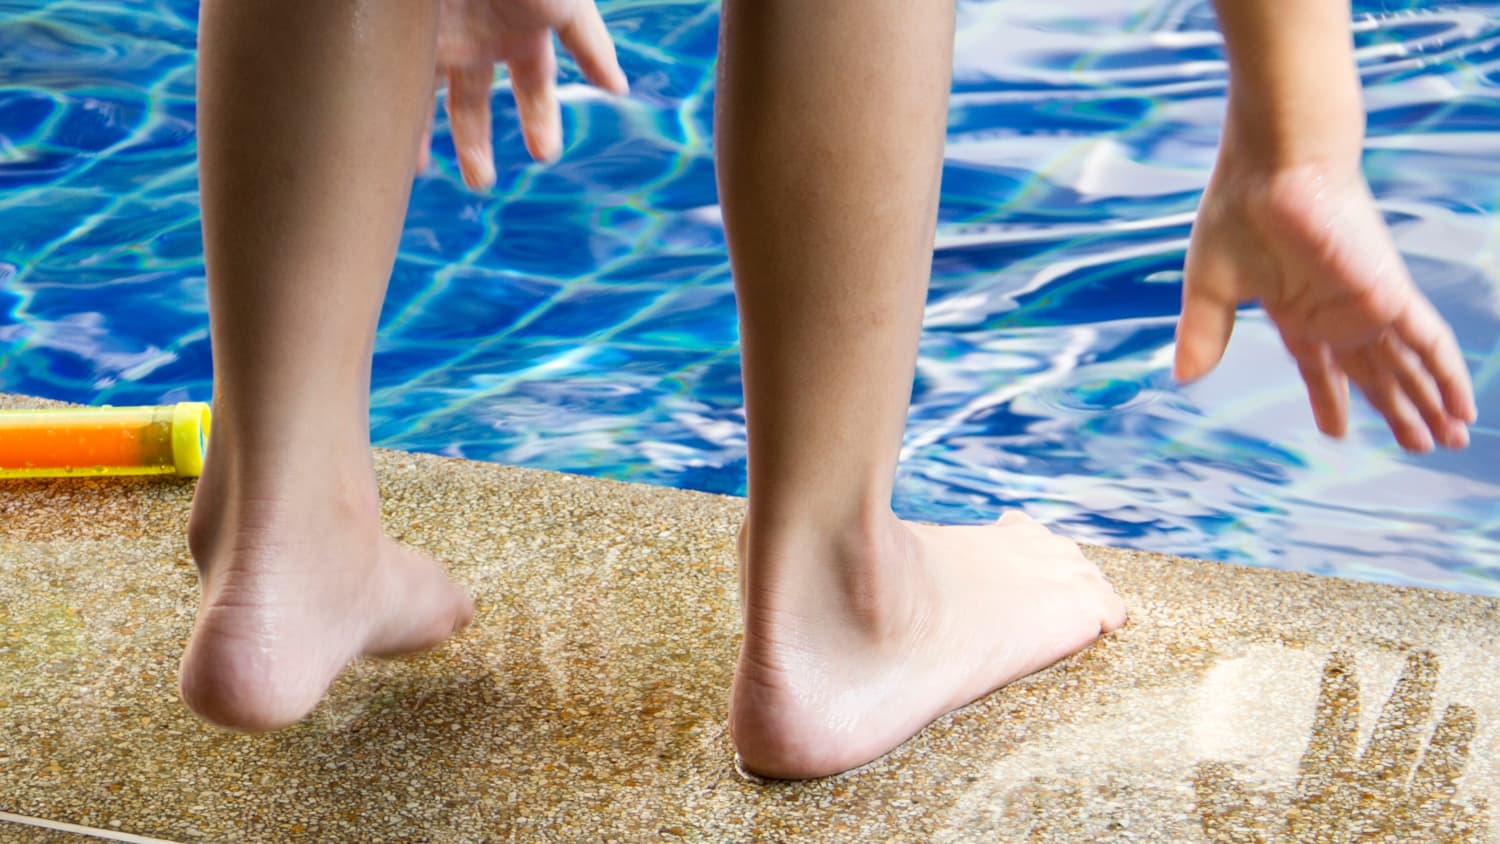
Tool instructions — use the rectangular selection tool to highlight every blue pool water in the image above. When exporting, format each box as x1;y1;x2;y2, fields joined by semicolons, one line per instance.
1;1;1498;593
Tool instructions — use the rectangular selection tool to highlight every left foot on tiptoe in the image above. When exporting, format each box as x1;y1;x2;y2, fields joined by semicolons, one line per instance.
180;442;474;732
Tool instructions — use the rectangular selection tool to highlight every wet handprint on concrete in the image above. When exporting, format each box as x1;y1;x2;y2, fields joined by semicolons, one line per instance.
1194;650;1487;843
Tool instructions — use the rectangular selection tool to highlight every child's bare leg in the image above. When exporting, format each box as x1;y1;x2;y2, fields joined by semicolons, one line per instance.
182;0;473;731
1178;0;1477;451
716;0;1126;779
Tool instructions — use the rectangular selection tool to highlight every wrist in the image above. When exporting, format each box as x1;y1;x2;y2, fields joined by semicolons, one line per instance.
1222;76;1367;173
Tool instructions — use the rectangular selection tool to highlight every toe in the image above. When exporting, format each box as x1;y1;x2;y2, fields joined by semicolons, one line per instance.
452;587;476;634
366;542;475;658
1099;591;1128;634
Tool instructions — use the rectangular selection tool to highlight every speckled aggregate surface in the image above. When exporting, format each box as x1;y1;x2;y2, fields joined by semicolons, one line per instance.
3;393;1499;842
0;827;94;844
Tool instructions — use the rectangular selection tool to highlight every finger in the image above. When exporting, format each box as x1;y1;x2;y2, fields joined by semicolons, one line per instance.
997;511;1034;527
1379;330;1469;449
501;29;562;163
1192;763;1270;842
1286;337;1349;439
445;64;497;190
1295;650;1360;803
557;2;628;94
417;114;433;174
1174;277;1238;383
1408;704;1477;810
1360;651;1439;791
416;76;439;175
1395;297;1477;424
1340;346;1434;453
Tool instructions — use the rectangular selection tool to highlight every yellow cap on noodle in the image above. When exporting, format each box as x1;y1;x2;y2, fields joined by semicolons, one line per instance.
170;401;212;477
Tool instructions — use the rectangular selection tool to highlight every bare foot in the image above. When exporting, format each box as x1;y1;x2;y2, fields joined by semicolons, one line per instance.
730;511;1126;779
179;448;474;732
1176;145;1476;452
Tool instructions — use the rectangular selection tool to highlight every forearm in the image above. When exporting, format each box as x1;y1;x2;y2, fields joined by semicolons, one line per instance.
1212;0;1367;168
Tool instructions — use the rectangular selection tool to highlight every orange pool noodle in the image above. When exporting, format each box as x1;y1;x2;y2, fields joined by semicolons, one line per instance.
0;402;211;478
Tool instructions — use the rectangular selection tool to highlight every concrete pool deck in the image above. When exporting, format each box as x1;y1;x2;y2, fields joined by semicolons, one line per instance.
2;393;1498;842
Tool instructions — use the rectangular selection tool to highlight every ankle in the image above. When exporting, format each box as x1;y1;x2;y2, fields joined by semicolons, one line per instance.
741;507;900;572
187;433;383;568
740;510;922;642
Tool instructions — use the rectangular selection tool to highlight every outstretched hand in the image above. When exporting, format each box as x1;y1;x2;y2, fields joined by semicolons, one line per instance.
1175;163;1477;453
423;0;628;189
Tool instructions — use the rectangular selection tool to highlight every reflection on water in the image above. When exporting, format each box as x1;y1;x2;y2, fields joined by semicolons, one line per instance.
1;0;1497;593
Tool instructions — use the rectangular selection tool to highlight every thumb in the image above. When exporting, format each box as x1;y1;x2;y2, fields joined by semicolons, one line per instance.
1173;280;1238;383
